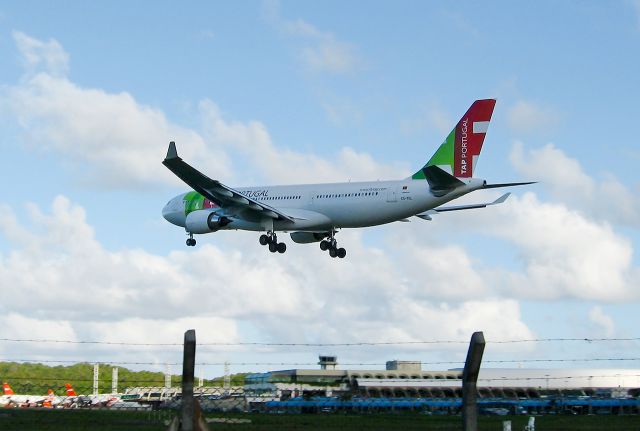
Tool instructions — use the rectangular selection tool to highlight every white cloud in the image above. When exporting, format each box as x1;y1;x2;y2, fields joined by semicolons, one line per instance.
5;72;229;188
12;31;69;77
0;313;76;345
199;100;409;183
86;317;238;346
510;142;640;226
510;142;594;201
263;1;361;74
300;40;358;75
588;306;615;337
393;187;639;303
0;196;535;360
321;97;363;126
400;106;452;137
4;32;398;189
486;193;637;301
507;101;559;134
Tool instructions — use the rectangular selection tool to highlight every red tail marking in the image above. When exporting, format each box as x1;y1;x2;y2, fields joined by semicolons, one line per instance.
3;383;15;395
65;383;77;396
453;99;496;178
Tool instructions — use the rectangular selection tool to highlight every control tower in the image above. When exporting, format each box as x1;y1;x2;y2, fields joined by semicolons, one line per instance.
318;355;338;370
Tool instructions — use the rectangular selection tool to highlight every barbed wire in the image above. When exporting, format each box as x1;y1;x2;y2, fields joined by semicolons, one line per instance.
1;357;639;367
2;373;640;384
0;359;180;366
1;336;638;347
0;376;181;383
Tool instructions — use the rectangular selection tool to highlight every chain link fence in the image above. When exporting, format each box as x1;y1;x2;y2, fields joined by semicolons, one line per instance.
1;335;639;430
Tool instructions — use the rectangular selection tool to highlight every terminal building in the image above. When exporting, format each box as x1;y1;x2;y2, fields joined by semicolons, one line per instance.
242;356;640;414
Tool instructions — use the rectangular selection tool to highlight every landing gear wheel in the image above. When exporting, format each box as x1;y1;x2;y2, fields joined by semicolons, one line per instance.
269;242;277;253
337;248;346;258
186;238;196;247
320;240;329;251
277;242;287;254
259;234;269;246
329;247;338;258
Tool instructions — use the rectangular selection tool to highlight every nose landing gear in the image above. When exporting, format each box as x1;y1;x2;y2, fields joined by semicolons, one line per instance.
259;232;286;254
319;230;346;258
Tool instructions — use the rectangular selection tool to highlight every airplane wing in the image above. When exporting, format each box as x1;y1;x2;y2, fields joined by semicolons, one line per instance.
162;142;295;223
415;193;510;220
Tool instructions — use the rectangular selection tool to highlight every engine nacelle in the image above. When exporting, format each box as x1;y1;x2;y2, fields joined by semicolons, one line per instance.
185;210;231;234
290;231;327;244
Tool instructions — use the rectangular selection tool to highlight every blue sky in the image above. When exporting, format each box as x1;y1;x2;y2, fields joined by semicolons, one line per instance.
0;1;639;379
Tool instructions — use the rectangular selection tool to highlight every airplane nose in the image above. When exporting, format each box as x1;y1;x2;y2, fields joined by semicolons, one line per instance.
162;204;171;221
162;202;185;227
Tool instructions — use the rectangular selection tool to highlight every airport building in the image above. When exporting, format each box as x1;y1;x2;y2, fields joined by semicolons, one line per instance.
245;355;640;399
242;356;640;414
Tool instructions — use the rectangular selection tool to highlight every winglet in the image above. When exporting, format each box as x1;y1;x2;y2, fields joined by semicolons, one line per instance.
166;141;179;160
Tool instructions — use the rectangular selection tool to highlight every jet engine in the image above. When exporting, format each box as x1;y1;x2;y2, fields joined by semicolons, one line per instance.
185;210;231;234
290;232;328;244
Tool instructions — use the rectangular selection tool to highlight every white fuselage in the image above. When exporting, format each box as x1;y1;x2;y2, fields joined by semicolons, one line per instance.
162;177;486;233
0;394;48;407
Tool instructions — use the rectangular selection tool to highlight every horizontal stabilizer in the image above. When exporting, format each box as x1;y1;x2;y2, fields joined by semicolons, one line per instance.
415;193;510;219
433;192;510;212
482;181;536;189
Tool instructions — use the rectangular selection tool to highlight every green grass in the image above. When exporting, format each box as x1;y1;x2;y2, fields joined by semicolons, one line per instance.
0;409;171;431
0;410;638;431
208;413;640;431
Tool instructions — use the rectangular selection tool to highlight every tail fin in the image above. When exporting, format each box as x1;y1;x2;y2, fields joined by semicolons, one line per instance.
412;99;496;179
3;383;15;395
65;383;77;397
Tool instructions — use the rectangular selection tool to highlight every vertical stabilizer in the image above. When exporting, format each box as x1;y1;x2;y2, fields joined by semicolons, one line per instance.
65;383;77;396
3;383;15;395
412;99;496;179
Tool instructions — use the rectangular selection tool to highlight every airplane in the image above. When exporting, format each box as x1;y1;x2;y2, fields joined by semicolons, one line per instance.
162;99;534;258
0;382;81;408
1;382;53;407
41;384;80;408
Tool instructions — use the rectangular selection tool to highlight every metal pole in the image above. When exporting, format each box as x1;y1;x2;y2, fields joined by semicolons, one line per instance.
166;363;172;389
93;363;99;396
462;331;485;431
181;329;196;431
112;367;118;394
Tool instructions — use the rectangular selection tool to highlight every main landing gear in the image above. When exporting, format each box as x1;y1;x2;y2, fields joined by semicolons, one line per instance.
259;232;286;254
319;231;346;258
186;233;196;247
